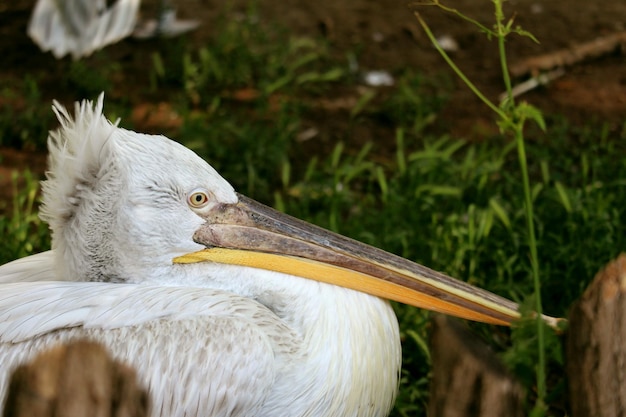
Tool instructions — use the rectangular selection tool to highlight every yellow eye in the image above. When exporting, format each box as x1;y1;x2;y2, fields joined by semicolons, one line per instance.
188;190;210;208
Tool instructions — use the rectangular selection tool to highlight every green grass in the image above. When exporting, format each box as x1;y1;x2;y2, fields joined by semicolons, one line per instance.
0;171;49;263
0;78;53;151
1;4;625;416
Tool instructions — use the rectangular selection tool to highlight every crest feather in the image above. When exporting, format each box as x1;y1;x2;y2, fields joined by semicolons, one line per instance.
39;93;119;236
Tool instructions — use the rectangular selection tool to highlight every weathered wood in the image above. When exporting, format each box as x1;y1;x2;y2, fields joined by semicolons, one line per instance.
428;315;524;417
509;31;626;77
2;340;148;417
567;254;626;417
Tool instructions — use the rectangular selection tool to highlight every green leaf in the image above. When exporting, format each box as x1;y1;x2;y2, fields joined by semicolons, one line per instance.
531;183;544;202
375;166;389;200
489;197;512;229
351;89;377;118
415;184;462;197
406;330;431;364
554;181;572;213
516;102;546;131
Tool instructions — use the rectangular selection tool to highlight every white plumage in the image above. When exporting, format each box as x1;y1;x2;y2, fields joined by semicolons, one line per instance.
28;0;141;59
0;95;401;416
0;94;543;416
28;0;200;59
0;280;399;416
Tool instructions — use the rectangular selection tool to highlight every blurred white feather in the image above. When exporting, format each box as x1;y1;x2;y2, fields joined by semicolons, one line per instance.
28;0;141;59
27;0;200;59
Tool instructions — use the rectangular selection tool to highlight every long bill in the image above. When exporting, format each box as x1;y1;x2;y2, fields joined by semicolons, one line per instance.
174;193;560;328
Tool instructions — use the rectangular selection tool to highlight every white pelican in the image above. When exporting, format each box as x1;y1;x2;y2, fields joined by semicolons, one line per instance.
28;0;199;59
0;95;558;416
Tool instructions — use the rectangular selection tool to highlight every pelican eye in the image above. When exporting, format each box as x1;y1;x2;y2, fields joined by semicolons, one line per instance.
188;190;210;208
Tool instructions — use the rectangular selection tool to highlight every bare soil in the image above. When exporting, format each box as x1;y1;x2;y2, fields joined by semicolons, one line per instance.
0;0;625;202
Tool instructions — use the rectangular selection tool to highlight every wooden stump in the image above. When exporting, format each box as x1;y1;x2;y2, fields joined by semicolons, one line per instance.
428;315;524;417
567;254;626;417
2;340;148;417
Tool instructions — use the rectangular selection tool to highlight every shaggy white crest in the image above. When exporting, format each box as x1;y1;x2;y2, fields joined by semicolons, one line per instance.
40;94;117;235
39;93;237;283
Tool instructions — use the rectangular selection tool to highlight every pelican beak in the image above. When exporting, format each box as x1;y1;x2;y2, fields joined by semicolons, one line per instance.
174;193;559;328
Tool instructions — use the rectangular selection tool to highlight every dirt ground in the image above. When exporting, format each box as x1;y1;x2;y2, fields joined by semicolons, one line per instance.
0;0;625;197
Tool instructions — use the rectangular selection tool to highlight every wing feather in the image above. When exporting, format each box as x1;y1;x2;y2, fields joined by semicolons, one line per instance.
0;281;301;417
0;251;57;283
0;282;286;342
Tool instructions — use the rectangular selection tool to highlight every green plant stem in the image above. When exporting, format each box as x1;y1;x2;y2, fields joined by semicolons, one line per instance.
413;13;504;119
421;1;493;35
492;1;547;407
494;1;513;100
416;1;548;411
514;128;546;404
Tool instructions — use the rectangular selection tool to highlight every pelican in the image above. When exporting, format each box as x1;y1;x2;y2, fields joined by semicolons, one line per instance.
0;95;558;416
28;0;200;59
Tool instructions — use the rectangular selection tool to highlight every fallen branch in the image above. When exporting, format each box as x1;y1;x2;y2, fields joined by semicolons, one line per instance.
509;31;626;78
499;68;565;102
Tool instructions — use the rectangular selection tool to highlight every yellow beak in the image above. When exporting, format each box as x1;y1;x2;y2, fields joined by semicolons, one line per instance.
174;193;560;328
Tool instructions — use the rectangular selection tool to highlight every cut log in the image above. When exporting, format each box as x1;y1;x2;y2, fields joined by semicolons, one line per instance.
567;254;626;417
428;314;524;417
2;340;148;417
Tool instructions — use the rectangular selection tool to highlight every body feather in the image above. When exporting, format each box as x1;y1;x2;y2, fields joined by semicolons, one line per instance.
0;95;401;416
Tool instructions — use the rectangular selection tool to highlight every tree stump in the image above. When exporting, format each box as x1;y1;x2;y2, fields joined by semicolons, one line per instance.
428;314;524;417
2;340;148;417
567;254;626;417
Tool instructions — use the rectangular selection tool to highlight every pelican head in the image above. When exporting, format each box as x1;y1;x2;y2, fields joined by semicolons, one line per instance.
41;94;557;327
41;95;238;283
